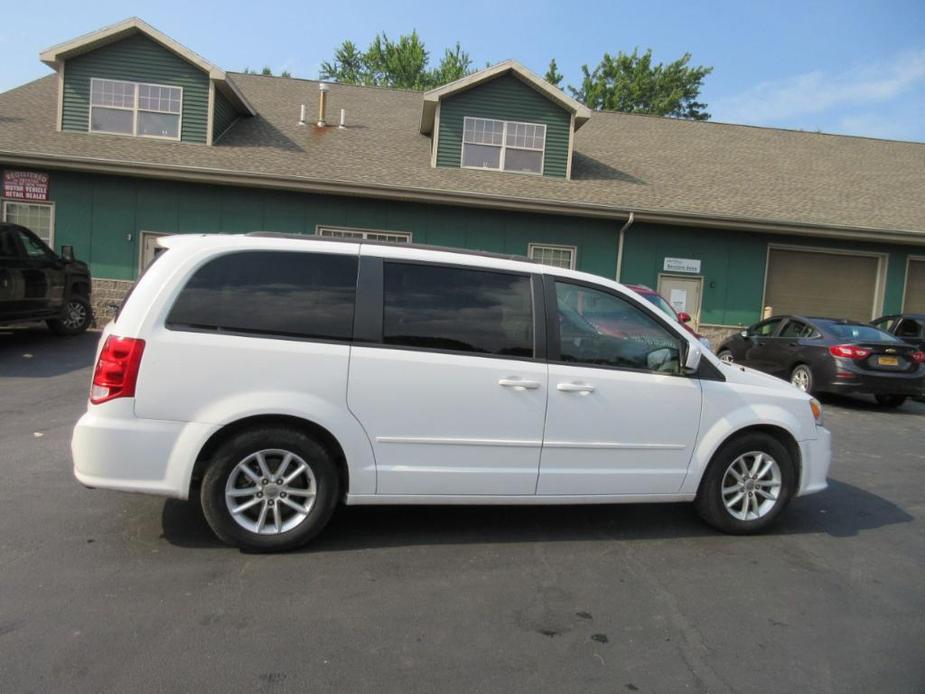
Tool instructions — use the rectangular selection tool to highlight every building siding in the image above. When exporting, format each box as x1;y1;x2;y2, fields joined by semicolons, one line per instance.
212;88;238;142
61;33;210;144
22;169;918;327
47;170;618;281
621;222;909;326
436;74;572;178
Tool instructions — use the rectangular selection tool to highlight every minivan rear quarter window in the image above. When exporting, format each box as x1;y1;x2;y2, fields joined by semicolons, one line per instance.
383;262;533;357
166;251;358;340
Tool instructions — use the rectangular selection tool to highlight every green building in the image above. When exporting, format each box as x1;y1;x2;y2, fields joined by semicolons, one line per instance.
1;17;924;340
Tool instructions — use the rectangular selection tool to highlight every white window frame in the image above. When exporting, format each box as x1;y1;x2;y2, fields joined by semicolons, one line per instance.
89;77;183;141
1;199;56;249
528;243;576;270
316;226;412;243
461;116;546;176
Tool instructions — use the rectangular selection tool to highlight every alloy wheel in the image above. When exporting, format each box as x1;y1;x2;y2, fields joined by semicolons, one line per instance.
718;350;734;363
721;451;782;521
791;366;811;392
62;300;88;330
224;449;316;534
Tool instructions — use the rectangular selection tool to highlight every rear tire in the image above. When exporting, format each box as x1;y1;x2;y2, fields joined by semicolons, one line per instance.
47;297;91;336
718;349;734;363
694;432;796;535
200;427;340;552
790;364;814;394
874;394;907;408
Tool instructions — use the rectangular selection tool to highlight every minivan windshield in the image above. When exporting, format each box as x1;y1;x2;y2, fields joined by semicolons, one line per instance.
640;292;676;318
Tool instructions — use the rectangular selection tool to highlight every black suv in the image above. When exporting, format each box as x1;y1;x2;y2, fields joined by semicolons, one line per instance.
0;222;92;335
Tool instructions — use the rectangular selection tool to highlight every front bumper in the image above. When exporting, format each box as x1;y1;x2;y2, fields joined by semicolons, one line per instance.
797;426;831;496
72;400;212;499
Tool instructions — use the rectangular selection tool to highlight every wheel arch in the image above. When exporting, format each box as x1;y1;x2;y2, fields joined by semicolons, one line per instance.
189;414;350;500
696;423;802;496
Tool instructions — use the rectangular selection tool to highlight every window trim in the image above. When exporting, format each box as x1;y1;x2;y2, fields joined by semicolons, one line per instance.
89;77;183;141
528;243;577;270
316;225;412;243
543;274;710;379
461;116;546;176
1;199;56;249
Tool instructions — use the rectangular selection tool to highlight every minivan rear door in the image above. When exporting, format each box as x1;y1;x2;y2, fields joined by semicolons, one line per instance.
347;256;547;496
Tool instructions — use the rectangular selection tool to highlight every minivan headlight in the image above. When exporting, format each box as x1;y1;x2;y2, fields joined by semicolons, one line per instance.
809;398;824;427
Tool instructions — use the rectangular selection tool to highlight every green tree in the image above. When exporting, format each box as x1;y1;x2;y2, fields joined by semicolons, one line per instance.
569;49;712;120
320;32;472;89
544;58;564;88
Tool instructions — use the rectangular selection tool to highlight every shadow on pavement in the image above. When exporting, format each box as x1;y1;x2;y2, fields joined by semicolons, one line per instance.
0;327;99;378
161;478;913;552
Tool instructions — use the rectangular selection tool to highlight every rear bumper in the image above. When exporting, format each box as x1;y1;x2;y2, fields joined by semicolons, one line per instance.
797;427;831;496
822;375;925;396
72;400;212;499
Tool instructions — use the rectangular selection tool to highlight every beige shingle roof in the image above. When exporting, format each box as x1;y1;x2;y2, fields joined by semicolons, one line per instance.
1;72;923;237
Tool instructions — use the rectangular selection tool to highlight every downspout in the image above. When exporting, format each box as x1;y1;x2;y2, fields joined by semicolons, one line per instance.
615;212;635;283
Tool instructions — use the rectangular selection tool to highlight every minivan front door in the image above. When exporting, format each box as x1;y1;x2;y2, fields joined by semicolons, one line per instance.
347;259;547;496
538;279;702;495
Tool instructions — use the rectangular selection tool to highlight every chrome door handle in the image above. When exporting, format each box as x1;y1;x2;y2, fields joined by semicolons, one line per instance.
557;382;595;393
498;378;541;390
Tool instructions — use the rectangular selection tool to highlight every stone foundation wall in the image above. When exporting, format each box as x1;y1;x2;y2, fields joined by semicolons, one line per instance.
699;325;742;348
91;278;134;327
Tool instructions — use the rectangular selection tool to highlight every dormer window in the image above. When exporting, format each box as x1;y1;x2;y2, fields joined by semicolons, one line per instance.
90;78;182;140
462;116;546;175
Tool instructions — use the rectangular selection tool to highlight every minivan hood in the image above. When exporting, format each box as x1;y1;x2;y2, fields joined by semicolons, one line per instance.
718;361;802;395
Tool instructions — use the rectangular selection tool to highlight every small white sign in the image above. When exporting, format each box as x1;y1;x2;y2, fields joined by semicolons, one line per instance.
669;289;688;313
663;257;701;273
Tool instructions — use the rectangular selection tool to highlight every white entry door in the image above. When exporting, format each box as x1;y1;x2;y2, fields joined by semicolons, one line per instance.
538;280;702;495
347;259;547;495
657;274;703;329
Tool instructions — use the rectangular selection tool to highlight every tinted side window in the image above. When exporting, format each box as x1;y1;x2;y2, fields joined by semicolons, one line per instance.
0;229;19;257
780;320;816;338
167;251;357;340
896;318;924;338
383;262;533;358
750;318;782;337
555;282;682;373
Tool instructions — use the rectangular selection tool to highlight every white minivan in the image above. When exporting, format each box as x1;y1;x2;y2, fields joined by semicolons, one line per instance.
73;234;831;552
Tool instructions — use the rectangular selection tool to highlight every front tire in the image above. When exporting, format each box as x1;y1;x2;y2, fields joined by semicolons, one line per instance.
874;394;907;408
47;297;91;336
200;427;340;552
695;432;796;534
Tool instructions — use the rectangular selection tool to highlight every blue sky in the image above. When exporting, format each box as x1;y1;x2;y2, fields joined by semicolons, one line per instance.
2;0;924;141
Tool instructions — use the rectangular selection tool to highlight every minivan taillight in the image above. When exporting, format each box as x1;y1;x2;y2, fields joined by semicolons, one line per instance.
90;336;146;404
828;344;871;360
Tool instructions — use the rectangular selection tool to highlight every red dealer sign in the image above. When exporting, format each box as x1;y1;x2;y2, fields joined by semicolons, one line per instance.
3;170;49;201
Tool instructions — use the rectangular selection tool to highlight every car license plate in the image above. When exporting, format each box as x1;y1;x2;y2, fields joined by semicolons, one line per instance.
878;355;899;366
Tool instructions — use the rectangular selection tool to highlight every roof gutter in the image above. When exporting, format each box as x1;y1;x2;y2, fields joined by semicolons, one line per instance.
1;150;924;246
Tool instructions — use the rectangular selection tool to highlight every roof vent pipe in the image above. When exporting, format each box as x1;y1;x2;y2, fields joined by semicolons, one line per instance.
298;104;306;126
317;83;329;127
339;108;346;129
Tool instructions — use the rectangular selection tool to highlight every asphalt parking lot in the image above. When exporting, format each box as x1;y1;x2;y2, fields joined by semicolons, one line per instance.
1;328;923;693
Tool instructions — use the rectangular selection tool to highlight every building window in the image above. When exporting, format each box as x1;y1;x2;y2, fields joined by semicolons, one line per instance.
317;227;411;243
462;117;546;174
2;201;54;247
90;78;182;140
529;243;575;269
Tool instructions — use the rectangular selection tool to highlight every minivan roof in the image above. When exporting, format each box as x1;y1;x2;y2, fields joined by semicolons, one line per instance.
246;231;542;266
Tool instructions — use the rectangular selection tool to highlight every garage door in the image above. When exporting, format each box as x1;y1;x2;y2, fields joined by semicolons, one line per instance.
904;259;925;313
764;248;880;321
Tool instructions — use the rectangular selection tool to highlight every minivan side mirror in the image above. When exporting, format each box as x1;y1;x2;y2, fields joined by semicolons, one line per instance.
60;245;75;262
683;342;702;373
676;311;692;323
